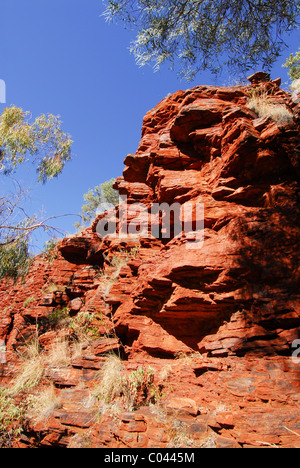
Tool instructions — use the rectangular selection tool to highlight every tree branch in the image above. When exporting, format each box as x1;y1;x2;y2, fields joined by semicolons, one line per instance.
0;214;82;246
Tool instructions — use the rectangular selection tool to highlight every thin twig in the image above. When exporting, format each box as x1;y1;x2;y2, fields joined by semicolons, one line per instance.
284;426;300;437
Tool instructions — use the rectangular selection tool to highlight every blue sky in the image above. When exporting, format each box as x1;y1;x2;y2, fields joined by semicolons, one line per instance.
1;0;299;252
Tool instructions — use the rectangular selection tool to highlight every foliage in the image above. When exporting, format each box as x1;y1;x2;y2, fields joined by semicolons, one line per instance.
0;237;31;280
42;237;59;264
70;311;100;340
0;106;73;279
109;246;140;271
23;297;36;308
122;366;156;410
283;47;300;81
0;185;33;280
0;389;26;448
103;0;300;79
46;307;71;328
0;106;72;183
75;178;119;229
0;185;66;252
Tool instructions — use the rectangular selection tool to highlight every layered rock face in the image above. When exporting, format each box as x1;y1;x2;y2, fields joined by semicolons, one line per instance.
0;75;300;448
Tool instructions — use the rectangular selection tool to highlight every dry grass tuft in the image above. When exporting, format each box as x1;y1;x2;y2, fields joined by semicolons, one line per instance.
27;383;62;422
247;93;293;125
12;339;44;394
93;354;124;404
11;336;76;395
46;338;72;368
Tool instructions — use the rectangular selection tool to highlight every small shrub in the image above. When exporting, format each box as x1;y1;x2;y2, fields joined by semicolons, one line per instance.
0;389;26;447
42;238;59;264
47;307;70;328
93;359;159;411
70;311;100;340
123;366;156;410
23;297;35;308
112;246;140;265
0;240;32;280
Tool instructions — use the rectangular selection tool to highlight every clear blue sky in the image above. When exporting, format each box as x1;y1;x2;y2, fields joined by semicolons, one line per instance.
0;0;299;252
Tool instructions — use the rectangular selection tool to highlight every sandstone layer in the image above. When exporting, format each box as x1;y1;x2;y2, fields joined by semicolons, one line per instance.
0;73;299;448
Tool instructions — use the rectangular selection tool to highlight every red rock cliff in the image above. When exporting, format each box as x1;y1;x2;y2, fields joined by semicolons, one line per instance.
0;74;300;448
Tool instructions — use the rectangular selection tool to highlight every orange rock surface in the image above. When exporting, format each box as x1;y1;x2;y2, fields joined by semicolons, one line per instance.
0;74;300;448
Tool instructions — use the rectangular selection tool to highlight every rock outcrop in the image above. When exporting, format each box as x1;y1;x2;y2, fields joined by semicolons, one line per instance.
0;73;300;448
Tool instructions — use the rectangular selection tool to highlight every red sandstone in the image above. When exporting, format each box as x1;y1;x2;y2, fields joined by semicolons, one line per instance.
0;73;300;448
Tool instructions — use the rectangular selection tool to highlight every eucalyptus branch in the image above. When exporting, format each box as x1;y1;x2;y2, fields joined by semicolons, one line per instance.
103;0;300;78
0;213;82;246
